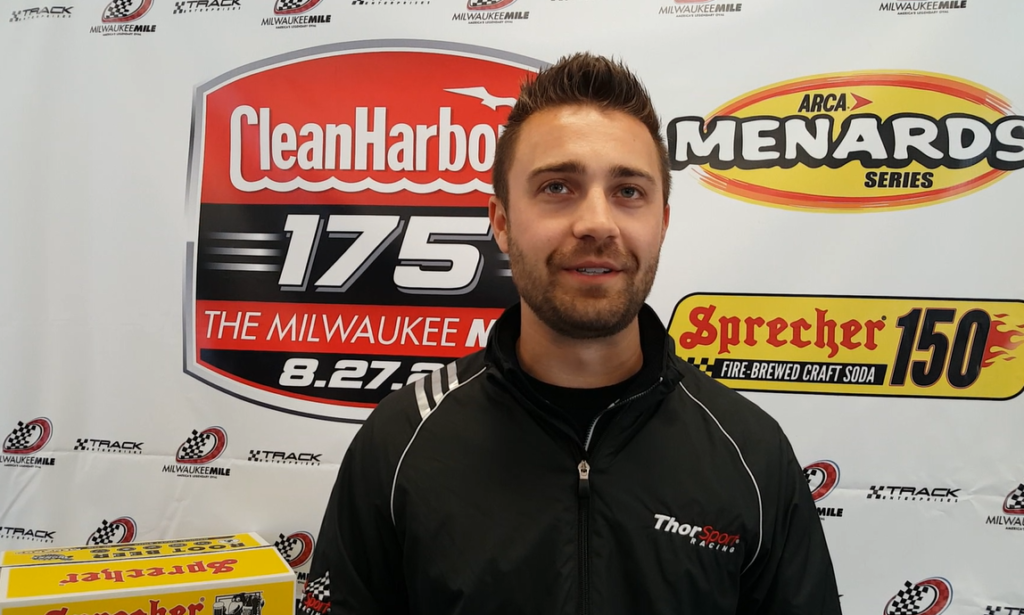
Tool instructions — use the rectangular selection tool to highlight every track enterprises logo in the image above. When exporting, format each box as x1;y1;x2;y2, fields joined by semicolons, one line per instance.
880;0;966;16
804;460;844;519
86;517;138;545
985;606;1024;615
74;437;144;454
669;294;1024;399
867;484;960;503
668;70;1023;212
0;525;56;543
162;427;231;478
659;0;742;19
2;417;56;468
10;5;72;21
262;0;331;28
248;448;321;465
173;0;240;14
884;578;953;615
91;0;156;35
985;483;1024;531
453;0;529;24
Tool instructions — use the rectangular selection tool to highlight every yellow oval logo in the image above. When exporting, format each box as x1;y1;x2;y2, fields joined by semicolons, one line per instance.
668;71;1024;211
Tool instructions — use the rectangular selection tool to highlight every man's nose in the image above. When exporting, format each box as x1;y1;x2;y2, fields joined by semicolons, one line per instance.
572;187;619;241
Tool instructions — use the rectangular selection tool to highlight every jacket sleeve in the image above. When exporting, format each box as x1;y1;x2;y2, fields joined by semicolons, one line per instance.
738;432;843;615
302;404;413;615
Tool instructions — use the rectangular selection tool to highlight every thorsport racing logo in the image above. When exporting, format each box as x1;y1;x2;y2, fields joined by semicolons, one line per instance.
804;460;844;518
884;578;953;615
163;427;231;477
183;41;541;421
668;71;1023;211
86;517;138;545
669;294;1024;399
659;0;742;18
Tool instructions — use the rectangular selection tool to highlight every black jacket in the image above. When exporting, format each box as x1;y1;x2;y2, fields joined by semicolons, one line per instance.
304;304;842;615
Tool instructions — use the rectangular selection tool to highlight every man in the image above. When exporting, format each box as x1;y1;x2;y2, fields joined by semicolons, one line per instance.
304;53;842;615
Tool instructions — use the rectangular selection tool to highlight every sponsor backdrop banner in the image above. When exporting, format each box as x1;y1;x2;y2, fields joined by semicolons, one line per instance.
1;0;1022;613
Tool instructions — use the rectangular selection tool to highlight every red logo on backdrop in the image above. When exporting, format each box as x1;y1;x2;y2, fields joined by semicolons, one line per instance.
175;427;228;464
101;0;153;22
183;41;542;422
274;531;315;568
87;517;138;545
1003;484;1024;514
804;460;840;502
883;578;952;615
273;0;322;15
3;418;53;455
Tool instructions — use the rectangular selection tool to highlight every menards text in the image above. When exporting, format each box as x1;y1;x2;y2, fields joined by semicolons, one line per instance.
669;112;1024;170
678;304;885;358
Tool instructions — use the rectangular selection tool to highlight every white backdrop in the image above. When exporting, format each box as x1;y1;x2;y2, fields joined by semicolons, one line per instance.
2;1;1023;614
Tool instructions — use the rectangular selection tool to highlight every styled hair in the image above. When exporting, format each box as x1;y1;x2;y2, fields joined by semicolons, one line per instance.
492;53;671;207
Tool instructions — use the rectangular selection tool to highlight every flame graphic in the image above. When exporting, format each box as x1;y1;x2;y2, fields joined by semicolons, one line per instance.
983;316;1024;368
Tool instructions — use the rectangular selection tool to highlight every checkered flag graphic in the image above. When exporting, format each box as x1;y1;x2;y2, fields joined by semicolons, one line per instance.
74;438;89;451
886;581;930;615
868;486;885;499
274;533;297;560
103;0;136;20
88;520;119;546
1006;484;1024;512
467;0;506;6
275;0;309;11
4;422;35;451
803;467;815;485
685;357;715;376
173;1;186;13
10;11;21;22
248;450;261;462
985;607;1002;615
178;430;211;461
306;572;330;601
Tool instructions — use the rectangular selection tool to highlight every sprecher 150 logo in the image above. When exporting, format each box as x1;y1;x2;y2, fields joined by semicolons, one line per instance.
669;71;1024;211
184;42;542;422
668;294;1024;399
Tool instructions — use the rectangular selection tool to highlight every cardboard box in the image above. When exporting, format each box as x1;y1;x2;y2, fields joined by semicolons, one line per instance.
0;534;295;615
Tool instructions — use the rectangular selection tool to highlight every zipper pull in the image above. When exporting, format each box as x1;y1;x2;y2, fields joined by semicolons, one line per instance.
578;460;591;498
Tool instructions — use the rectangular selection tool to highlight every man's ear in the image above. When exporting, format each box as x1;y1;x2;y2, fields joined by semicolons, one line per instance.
489;196;510;253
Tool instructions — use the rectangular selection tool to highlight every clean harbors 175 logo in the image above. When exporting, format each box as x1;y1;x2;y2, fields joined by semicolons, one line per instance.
669;294;1024;399
184;41;541;421
668;71;1023;211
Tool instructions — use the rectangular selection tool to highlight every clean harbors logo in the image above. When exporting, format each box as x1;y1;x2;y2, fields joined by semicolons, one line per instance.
668;71;1023;211
183;41;542;421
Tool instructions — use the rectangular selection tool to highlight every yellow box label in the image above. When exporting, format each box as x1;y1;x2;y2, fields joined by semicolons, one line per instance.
2;536;263;567
6;549;290;599
668;294;1024;399
4;581;293;615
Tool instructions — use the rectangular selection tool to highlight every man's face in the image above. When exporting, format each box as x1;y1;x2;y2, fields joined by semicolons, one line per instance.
489;105;670;340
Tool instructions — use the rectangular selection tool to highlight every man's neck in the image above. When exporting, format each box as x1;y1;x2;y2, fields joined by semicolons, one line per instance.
516;302;644;389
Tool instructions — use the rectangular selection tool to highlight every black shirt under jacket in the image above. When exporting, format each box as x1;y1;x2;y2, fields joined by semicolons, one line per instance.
306;302;843;615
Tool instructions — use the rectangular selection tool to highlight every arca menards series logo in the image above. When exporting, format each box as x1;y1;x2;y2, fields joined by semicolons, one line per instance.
884;578;953;615
669;71;1024;211
162;427;231;477
91;0;156;34
184;41;541;421
2;417;56;468
669;293;1024;399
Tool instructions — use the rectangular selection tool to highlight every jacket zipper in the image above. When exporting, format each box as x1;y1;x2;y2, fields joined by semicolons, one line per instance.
576;377;663;615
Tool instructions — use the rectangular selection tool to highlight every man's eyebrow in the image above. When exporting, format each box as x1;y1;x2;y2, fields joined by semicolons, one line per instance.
527;161;586;180
610;165;656;184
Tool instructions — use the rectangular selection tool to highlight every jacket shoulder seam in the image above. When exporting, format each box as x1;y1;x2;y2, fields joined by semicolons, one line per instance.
678;381;764;575
390;364;487;525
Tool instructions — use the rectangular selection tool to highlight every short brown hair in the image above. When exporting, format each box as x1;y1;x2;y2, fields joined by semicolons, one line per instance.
492;53;671;207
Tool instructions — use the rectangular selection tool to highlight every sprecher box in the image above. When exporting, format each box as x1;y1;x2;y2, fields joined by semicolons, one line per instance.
0;534;294;615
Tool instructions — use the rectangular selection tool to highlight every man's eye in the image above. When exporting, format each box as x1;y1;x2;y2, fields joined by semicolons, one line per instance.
620;186;641;198
543;182;569;194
